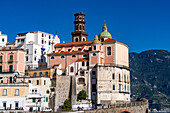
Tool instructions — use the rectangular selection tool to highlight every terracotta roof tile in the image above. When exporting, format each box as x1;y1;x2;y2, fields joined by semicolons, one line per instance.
76;58;88;62
102;38;116;43
54;41;93;47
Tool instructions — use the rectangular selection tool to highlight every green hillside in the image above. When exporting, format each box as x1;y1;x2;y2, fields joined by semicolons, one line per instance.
129;49;170;111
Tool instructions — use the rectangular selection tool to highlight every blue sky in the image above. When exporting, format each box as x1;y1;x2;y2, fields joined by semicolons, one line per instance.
0;0;170;53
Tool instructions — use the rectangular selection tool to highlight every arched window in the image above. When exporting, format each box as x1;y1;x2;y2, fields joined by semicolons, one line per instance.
83;38;85;41
75;38;78;42
80;25;82;30
61;56;65;59
72;55;76;58
78;78;85;84
51;56;54;59
70;67;74;72
78;48;82;51
33;72;37;77
39;72;43;77
93;53;96;56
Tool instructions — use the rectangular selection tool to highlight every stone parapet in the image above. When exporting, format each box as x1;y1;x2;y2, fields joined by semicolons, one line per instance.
84;100;149;113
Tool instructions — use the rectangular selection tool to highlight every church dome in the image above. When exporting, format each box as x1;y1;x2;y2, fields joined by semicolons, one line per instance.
99;31;112;38
92;35;101;44
99;22;112;38
92;39;101;44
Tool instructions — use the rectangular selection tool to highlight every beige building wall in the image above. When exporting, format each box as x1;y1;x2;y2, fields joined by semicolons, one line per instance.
115;42;129;67
0;85;28;97
96;65;130;105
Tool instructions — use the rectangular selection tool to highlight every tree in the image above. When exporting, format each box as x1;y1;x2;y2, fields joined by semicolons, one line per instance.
62;99;72;111
77;90;87;100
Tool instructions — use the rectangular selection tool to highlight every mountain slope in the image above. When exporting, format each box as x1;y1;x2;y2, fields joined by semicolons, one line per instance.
130;49;170;111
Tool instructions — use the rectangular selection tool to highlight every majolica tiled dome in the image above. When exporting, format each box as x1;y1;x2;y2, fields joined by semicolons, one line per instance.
99;23;112;38
99;31;112;38
92;35;101;44
92;39;101;44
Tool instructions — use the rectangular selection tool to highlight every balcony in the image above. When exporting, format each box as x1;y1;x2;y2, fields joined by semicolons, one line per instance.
26;102;41;107
27;93;42;99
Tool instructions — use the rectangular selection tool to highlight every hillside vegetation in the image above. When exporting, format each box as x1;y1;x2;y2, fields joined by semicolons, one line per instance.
129;49;170;111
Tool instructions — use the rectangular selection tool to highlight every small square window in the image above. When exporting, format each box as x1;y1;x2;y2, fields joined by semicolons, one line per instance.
15;89;19;96
3;89;7;96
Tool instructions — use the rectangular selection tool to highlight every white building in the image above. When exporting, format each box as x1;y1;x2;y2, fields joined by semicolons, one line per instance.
0;83;28;110
15;31;60;70
25;77;51;111
0;31;7;47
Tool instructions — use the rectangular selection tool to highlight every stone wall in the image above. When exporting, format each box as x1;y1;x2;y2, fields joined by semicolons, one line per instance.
55;76;71;111
84;101;149;113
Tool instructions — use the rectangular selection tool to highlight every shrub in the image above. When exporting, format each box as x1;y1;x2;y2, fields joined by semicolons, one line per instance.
62;99;72;111
77;90;87;100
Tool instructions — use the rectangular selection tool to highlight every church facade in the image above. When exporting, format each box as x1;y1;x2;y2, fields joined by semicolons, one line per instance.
47;12;130;110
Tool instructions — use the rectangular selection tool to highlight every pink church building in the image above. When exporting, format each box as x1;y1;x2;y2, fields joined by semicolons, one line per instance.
48;12;130;107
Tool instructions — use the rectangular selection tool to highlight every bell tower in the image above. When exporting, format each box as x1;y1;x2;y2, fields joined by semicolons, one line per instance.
71;12;88;42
